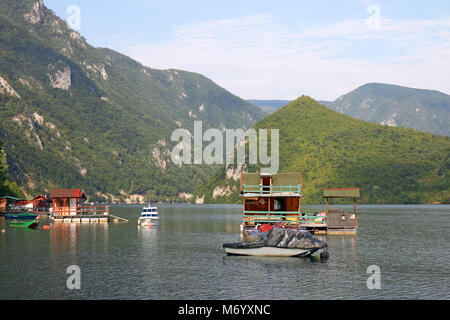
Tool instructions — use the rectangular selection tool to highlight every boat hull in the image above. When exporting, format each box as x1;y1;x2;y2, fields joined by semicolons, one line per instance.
8;220;40;229
224;245;320;257
5;212;38;220
138;217;159;225
224;228;327;258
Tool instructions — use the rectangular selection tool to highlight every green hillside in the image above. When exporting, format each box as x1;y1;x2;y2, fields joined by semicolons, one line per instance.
0;0;266;201
0;140;23;198
194;96;450;204
328;83;450;136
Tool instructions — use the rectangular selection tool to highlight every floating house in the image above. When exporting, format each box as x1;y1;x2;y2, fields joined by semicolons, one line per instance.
32;195;51;213
0;196;32;213
240;173;307;233
240;172;359;235
50;189;110;223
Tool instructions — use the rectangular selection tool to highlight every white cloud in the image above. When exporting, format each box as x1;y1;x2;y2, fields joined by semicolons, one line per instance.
124;14;450;100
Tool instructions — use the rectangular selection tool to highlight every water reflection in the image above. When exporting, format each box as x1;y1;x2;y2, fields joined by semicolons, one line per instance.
1;204;449;299
49;222;109;259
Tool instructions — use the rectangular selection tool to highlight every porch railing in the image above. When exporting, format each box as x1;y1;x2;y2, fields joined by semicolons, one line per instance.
52;206;110;216
243;211;327;225
242;184;302;195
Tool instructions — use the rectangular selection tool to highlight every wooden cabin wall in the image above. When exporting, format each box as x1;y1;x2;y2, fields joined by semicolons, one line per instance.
245;197;300;213
244;198;270;212
286;197;299;212
0;199;6;212
271;197;299;212
53;198;71;215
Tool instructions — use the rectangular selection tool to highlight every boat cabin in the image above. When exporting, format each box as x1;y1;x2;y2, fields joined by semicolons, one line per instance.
141;207;158;217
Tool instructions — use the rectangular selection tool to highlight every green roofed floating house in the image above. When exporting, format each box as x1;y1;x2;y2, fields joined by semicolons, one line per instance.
240;173;359;235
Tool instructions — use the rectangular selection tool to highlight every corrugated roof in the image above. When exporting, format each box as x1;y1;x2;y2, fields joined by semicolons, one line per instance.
272;173;301;187
323;188;360;198
50;189;86;199
32;195;47;200
0;196;24;201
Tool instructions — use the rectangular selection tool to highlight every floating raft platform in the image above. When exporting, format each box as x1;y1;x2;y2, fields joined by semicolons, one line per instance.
50;213;128;224
240;173;360;236
50;214;128;223
51;215;110;223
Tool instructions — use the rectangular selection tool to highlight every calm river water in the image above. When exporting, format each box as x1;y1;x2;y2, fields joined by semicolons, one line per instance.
0;204;449;300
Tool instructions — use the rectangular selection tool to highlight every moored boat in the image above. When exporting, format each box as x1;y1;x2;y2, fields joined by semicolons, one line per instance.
5;212;38;220
7;219;40;229
224;228;327;258
138;204;159;225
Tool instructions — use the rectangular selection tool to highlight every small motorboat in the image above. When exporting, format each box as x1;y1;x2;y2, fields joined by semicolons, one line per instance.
138;204;159;225
5;212;38;220
7;219;40;229
224;228;328;258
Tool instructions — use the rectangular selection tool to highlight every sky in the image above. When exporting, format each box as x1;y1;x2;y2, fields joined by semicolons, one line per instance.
43;0;450;100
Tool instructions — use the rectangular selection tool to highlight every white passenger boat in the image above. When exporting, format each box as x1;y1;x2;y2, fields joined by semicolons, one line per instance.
138;204;159;225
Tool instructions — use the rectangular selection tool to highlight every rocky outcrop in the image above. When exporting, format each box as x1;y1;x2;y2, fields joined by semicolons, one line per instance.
0;76;20;98
379;113;398;127
119;191;145;204
24;0;44;24
178;192;193;201
12;113;45;150
83;63;108;80
226;164;246;181
195;195;205;204
152;141;171;171
48;62;71;90
212;186;234;199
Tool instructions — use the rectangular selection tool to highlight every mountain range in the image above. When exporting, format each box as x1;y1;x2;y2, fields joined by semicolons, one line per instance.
0;0;266;201
328;83;450;136
248;83;450;136
1;0;448;204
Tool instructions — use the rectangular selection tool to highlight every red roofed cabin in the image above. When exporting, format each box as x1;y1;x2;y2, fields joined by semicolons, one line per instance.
32;195;51;213
50;189;87;216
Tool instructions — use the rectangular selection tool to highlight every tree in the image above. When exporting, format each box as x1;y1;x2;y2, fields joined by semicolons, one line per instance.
0;140;23;197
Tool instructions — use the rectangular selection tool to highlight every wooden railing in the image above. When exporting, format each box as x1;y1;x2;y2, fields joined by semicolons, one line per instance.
243;211;327;225
242;184;302;195
52;205;109;216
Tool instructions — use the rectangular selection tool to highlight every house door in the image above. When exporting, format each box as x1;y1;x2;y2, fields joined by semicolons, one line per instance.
70;198;77;216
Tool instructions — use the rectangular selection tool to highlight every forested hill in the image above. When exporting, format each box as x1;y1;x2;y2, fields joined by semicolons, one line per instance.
0;0;266;201
0;140;22;198
194;96;450;204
